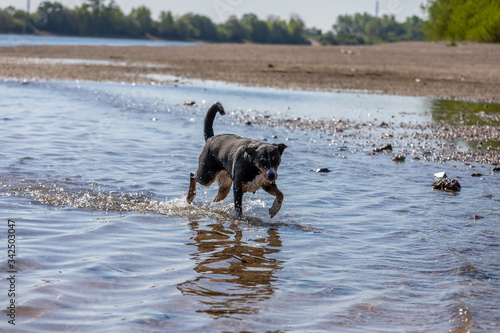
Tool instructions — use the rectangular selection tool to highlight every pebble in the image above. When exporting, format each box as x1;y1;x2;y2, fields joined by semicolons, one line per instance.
229;109;500;165
471;173;483;177
431;178;461;192
392;154;405;162
184;101;196;106
493;166;500;172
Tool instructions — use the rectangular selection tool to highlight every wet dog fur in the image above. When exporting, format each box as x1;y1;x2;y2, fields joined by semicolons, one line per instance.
187;102;287;217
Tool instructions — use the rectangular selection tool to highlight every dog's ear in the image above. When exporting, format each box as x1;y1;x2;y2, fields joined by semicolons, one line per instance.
245;147;257;159
274;144;287;155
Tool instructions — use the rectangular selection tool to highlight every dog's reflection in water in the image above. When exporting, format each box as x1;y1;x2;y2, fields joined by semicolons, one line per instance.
177;219;283;318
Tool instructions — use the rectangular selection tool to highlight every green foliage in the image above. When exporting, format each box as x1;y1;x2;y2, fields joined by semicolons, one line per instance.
129;6;153;37
218;15;249;42
423;0;500;42
0;7;28;33
321;12;425;45
241;14;270;43
183;13;218;41
158;11;174;37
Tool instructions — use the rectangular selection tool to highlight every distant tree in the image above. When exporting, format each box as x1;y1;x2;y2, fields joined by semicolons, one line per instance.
319;31;339;45
288;15;308;44
129;6;153;37
289;13;305;29
377;15;405;43
333;13;369;44
102;1;126;36
158;11;175;38
220;15;249;42
75;0;123;36
403;15;425;41
0;7;26;32
268;18;288;43
241;13;270;43
174;15;192;40
183;13;218;40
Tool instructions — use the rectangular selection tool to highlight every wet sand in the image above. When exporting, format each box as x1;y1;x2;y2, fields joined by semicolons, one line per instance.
1;41;500;102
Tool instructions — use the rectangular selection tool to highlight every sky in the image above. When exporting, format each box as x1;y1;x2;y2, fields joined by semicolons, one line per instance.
1;0;426;32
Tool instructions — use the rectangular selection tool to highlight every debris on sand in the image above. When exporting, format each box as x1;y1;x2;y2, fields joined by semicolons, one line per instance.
471;173;483;177
431;178;461;192
184;100;196;106
434;172;447;178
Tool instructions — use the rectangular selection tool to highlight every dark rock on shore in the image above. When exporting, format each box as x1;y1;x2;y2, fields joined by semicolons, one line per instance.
310;168;331;173
392;154;406;162
431;178;461;192
373;143;393;153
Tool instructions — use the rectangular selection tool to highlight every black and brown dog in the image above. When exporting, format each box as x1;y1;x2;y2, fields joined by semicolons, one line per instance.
187;102;287;217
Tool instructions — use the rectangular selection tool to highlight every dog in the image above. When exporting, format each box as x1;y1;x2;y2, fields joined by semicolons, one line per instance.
187;102;287;217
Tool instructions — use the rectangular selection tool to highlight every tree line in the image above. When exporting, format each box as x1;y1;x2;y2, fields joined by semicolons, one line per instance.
0;0;309;44
0;0;498;45
317;13;424;45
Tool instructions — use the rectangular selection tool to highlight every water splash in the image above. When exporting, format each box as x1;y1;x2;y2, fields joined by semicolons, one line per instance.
3;177;311;229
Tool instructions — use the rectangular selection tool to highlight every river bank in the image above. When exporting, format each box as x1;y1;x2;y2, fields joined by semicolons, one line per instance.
1;41;499;102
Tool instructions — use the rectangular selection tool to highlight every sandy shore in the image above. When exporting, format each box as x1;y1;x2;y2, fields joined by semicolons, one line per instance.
1;41;500;101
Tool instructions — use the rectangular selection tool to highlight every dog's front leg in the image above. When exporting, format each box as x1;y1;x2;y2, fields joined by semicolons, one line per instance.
186;172;197;204
262;182;284;218
233;182;244;217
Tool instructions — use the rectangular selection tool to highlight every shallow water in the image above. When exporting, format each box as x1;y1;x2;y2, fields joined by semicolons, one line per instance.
0;33;197;47
1;79;499;332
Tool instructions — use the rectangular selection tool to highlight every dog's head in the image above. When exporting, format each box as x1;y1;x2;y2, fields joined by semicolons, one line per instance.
245;143;287;182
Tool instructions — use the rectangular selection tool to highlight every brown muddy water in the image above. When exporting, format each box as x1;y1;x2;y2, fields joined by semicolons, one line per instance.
1;79;499;332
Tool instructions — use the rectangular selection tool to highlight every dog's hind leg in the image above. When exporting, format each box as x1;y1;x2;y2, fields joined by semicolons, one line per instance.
214;170;232;202
186;172;197;204
262;182;284;218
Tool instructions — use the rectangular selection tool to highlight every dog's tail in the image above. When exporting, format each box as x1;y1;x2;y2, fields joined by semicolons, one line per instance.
204;102;226;142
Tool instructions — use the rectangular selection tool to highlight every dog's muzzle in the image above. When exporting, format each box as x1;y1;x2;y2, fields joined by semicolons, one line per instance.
266;168;277;182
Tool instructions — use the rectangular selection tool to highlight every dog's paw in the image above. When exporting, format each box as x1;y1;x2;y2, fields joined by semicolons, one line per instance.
186;191;196;204
269;198;282;218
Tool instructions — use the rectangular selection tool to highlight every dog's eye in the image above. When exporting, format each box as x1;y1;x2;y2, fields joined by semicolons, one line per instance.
260;158;267;165
272;156;277;162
